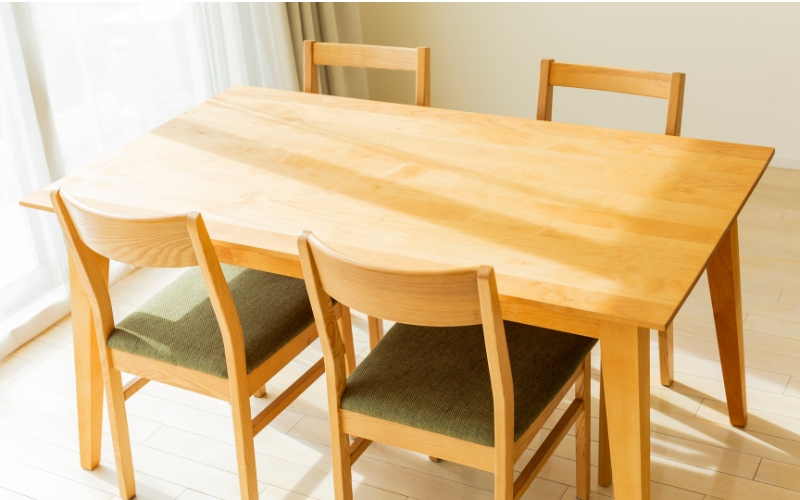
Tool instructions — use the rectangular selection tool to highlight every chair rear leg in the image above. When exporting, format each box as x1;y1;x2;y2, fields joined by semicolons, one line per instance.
339;306;356;375
105;367;136;499
597;368;612;487
331;423;354;500
368;316;384;349
231;392;259;500
575;355;592;500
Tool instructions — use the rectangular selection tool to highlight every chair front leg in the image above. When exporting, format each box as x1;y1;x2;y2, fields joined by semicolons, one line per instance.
495;459;514;500
494;430;514;500
104;366;136;499
230;390;259;500
331;413;354;500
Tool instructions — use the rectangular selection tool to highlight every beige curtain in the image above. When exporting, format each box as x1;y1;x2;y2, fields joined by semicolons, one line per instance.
286;2;369;99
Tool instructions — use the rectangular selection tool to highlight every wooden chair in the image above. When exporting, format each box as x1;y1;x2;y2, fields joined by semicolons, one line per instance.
537;58;686;487
537;58;685;138
303;40;430;107
298;230;597;500
51;188;353;500
303;39;431;353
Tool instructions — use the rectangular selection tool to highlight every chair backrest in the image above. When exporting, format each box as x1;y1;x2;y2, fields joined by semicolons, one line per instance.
303;40;431;107
50;188;248;385
537;59;686;136
297;230;514;447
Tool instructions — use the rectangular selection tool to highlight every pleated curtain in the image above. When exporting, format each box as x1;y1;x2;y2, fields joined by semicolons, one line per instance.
285;2;369;99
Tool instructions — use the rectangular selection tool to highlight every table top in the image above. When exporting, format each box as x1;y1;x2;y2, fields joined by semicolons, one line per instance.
21;86;774;332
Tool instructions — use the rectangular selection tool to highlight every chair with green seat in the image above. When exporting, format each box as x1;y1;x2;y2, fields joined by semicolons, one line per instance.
51;188;353;500
537;59;688;487
298;230;596;500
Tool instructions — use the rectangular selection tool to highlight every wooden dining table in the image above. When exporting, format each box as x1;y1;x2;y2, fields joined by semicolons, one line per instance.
21;86;774;500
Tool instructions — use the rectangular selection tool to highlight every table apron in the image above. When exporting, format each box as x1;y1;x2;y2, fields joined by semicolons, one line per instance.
214;241;604;339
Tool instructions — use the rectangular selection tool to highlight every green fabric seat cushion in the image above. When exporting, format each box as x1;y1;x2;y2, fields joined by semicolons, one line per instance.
340;321;597;447
108;265;315;378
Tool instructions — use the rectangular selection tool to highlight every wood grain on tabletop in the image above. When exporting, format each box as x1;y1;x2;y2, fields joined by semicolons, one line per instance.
19;86;774;332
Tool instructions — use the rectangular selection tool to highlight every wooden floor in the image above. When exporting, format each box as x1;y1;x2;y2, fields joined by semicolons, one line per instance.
3;167;800;500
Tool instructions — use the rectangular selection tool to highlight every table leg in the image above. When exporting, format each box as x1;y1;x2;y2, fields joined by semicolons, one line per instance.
707;220;748;427
600;322;650;500
69;254;107;470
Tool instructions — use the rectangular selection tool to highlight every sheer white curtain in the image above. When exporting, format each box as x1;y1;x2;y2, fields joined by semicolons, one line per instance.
19;2;298;176
0;2;299;359
0;3;68;357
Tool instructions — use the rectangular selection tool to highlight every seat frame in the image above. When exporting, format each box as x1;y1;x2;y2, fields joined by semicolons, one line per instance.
51;188;354;500
298;230;592;500
536;59;686;487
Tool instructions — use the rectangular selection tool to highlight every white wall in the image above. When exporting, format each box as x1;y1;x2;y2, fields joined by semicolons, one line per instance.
359;3;800;169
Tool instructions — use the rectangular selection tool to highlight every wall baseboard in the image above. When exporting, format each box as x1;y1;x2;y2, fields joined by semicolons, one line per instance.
770;156;800;171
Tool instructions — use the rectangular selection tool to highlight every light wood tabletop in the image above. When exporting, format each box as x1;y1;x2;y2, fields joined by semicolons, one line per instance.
21;86;774;500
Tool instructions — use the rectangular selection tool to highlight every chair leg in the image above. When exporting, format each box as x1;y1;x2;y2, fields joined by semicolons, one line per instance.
254;385;267;398
429;456;442;462
330;423;354;500
105;367;136;500
495;459;514;500
230;392;259;500
368;316;384;349
339;306;356;375
575;355;592;500
597;367;612;487
658;323;674;386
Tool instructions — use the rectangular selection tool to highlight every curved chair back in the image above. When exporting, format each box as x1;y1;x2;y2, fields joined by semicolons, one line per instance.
297;230;512;451
50;188;247;385
57;191;198;269
301;231;482;328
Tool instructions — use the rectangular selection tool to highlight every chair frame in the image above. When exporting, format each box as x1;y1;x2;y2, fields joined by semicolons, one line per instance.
298;230;592;500
303;39;431;356
536;58;687;487
51;189;352;500
303;40;431;107
537;58;685;137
